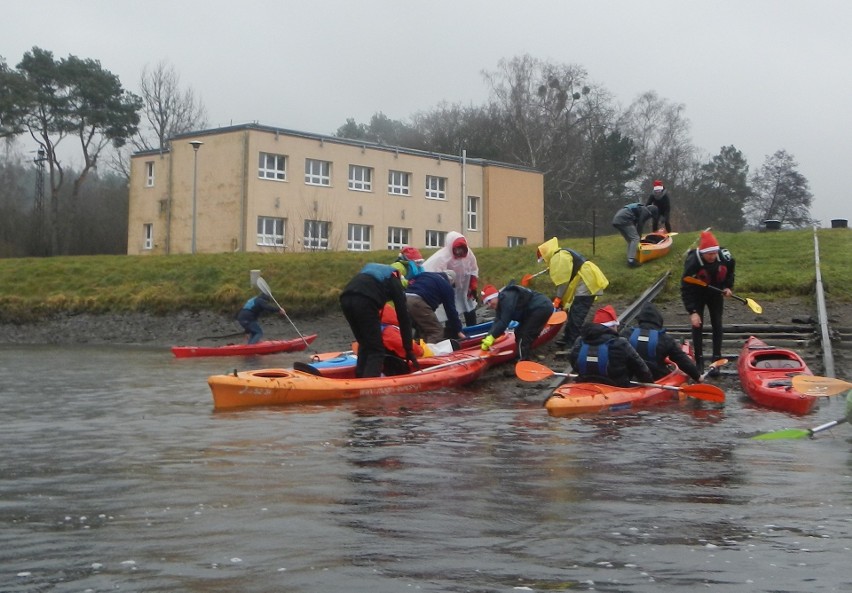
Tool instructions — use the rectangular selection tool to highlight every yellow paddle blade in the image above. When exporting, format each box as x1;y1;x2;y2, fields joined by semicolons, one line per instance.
791;375;852;396
746;298;763;314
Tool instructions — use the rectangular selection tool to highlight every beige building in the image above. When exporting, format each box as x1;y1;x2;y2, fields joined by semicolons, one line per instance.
127;123;544;255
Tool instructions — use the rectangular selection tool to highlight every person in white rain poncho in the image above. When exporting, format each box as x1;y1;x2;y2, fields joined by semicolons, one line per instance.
423;231;479;326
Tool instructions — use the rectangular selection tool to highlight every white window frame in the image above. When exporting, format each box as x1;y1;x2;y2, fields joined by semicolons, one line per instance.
348;165;373;192
145;162;155;187
425;230;446;248
304;219;330;250
425;175;447;200
143;223;153;249
507;236;526;247
467;195;480;231
257;216;286;247
258;152;287;181
387;227;411;250
388;170;410;195
305;159;332;186
347;224;372;251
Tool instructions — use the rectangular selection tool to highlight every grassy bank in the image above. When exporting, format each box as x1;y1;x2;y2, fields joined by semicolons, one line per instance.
1;228;849;322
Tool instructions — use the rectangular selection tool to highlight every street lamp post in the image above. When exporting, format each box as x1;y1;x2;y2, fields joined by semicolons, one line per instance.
189;140;203;254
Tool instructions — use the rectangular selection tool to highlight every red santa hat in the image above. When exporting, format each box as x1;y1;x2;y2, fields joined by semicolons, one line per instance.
698;231;720;254
593;305;619;327
400;245;424;264
653;180;664;191
481;284;499;304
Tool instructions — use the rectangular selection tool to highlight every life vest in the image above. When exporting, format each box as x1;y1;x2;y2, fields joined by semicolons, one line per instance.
361;263;399;282
629;327;663;362
694;255;729;286
577;338;614;376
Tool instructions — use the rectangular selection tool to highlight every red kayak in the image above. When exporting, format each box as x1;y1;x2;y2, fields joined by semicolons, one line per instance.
737;336;817;415
171;334;317;358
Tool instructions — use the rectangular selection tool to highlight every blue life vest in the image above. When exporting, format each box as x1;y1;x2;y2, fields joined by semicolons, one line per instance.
629;327;662;362
577;338;613;376
360;263;398;282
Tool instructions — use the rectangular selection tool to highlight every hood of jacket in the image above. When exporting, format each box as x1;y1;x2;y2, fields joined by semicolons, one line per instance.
536;237;560;264
636;302;664;330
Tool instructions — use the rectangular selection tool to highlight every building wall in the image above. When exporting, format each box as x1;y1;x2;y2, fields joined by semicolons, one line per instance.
127;124;542;255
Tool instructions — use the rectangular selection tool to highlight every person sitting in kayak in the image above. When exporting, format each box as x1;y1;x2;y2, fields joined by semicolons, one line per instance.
621;302;700;382
237;292;285;344
480;283;553;363
379;304;425;375
568;305;654;387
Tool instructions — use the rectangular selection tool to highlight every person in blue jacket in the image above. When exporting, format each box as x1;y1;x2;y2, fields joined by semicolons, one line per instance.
479;283;553;362
340;263;417;378
237;293;284;344
405;270;466;344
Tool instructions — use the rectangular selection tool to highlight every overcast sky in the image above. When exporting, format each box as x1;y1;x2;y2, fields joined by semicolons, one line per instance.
4;0;850;226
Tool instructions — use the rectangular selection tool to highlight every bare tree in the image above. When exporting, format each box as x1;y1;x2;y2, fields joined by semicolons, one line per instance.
745;149;813;228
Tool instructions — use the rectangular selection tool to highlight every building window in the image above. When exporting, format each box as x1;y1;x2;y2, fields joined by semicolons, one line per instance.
348;165;373;192
425;175;447;200
143;223;153;249
145;162;155;187
507;236;526;247
425;230;446;248
257;216;286;247
347;224;372;251
304;219;330;250
387;227;411;250
467;195;480;231
305;159;331;186
259;152;287;180
388;170;410;195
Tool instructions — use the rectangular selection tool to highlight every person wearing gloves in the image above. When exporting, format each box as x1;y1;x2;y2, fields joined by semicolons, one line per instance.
404;270;466;344
681;230;736;374
236;292;285;344
480;283;553;363
621;302;700;381
535;237;609;350
645;179;672;232
423;231;479;327
612;202;658;267
569;305;654;387
340;263;418;378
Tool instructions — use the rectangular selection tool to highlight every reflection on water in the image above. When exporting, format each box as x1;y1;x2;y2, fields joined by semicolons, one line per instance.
1;344;850;593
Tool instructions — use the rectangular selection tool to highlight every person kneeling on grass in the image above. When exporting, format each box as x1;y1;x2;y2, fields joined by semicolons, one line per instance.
569;305;654;387
479;283;553;363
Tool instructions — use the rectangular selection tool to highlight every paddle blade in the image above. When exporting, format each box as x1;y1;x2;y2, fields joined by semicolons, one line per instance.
682;276;707;287
681;383;726;403
256;276;272;297
521;274;533;287
791;375;852;396
751;428;812;440
548;310;568;325
746;298;763;314
515;361;557;382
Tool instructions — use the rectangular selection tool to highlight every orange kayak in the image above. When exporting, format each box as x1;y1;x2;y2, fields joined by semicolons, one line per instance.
737;336;817;415
172;334;317;358
208;351;489;410
637;229;673;264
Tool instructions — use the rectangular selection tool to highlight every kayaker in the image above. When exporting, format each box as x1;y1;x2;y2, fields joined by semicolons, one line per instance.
393;245;425;283
534;237;609;350
681;230;736;374
405;270;466;344
237;293;285;344
568;305;654;387
423;231;480;327
612;202;658;267
480;283;553;364
340;263;418;378
645;179;672;232
622;302;701;382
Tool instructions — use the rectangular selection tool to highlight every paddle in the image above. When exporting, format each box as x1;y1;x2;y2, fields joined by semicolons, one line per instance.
521;268;549;287
514;361;725;403
699;358;729;381
791;375;852;397
547;310;568;325
256;276;313;351
751;417;849;440
682;276;763;314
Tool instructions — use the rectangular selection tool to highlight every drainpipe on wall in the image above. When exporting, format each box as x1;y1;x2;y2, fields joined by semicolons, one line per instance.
239;130;249;252
165;147;174;254
461;149;466;239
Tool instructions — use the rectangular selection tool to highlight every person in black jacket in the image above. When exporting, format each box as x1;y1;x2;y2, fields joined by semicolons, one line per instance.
568;305;654;387
681;230;736;374
645;180;672;232
622;302;700;381
340;263;417;378
405;270;466;343
236;293;284;344
479;283;553;362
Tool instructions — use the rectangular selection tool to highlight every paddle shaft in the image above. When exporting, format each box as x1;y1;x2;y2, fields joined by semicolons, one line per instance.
682;275;761;313
257;277;312;350
810;417;847;436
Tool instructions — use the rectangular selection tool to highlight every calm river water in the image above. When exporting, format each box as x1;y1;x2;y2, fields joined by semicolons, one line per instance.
1;344;850;593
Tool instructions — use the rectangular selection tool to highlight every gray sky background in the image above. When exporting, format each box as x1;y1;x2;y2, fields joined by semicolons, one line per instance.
5;0;850;226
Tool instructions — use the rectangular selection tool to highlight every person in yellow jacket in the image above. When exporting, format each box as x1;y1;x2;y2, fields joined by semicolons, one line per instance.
534;237;609;349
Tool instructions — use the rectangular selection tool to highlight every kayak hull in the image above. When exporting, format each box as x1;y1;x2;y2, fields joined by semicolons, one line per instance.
171;334;317;358
737;335;816;415
637;229;673;264
208;351;489;410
